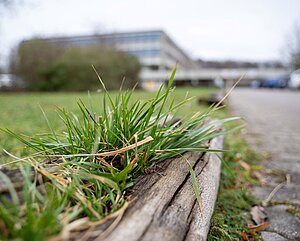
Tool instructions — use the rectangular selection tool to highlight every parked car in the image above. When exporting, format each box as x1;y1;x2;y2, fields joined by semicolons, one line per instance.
261;76;289;88
250;80;261;88
289;69;300;89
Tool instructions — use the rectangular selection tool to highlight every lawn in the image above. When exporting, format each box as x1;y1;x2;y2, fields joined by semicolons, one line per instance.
0;87;221;163
0;85;260;240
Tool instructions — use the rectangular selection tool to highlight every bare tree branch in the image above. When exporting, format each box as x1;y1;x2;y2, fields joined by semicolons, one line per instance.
286;24;300;70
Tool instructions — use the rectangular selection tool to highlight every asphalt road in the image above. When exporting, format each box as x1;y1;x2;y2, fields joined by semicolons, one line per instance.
230;88;300;241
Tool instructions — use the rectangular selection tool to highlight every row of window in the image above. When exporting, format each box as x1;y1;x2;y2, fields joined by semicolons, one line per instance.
63;39;98;47
99;33;161;44
55;33;162;47
125;49;161;57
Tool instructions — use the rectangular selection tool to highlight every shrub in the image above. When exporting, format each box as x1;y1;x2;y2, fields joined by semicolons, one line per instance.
10;39;63;90
10;39;141;91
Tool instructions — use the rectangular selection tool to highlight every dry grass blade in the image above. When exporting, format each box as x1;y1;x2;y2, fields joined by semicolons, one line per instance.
45;136;154;158
262;182;285;207
93;201;129;241
92;65;107;92
212;73;245;111
60;218;90;240
35;166;102;219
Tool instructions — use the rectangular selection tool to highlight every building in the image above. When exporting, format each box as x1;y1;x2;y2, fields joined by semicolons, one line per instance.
24;30;289;89
43;30;197;89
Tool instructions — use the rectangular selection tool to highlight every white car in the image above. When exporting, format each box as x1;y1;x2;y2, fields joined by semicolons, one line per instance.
289;69;300;89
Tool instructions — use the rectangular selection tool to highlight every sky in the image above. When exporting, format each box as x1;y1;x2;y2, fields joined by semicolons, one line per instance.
1;0;300;68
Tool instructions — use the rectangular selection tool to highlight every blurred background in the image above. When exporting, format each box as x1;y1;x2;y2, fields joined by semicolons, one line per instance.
1;2;300;240
0;0;300;90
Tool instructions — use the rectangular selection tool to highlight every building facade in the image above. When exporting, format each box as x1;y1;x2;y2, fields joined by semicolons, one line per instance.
43;30;197;89
25;30;289;89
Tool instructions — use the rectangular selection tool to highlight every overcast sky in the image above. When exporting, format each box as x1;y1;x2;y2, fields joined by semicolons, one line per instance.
1;0;300;67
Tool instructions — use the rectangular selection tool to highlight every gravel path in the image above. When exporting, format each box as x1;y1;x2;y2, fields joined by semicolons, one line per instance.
230;88;300;241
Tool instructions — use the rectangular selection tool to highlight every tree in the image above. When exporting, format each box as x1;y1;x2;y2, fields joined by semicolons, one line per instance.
40;45;141;91
10;39;64;89
0;0;22;8
286;24;300;70
10;39;141;91
0;0;24;13
0;0;13;8
0;0;26;71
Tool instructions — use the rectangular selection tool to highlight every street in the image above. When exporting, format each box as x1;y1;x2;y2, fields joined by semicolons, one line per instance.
230;88;300;241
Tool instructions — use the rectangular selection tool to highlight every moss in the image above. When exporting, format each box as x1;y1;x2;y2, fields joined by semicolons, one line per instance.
209;226;233;241
208;129;262;241
286;207;300;219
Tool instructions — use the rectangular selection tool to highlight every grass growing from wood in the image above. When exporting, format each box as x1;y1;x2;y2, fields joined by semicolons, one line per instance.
0;68;233;240
0;86;219;164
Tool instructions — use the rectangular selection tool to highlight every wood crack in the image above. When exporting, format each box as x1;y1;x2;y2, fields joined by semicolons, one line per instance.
158;153;206;217
0;133;224;241
78;136;223;241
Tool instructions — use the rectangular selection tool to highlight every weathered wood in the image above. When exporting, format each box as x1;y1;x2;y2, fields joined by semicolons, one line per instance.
198;92;225;107
185;136;223;241
0;167;26;193
0;136;224;241
88;135;224;241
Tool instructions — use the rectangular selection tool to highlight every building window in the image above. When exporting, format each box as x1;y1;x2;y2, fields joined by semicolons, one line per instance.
126;49;160;57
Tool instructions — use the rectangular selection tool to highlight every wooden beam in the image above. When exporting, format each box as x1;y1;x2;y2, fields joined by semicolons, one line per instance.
87;135;224;241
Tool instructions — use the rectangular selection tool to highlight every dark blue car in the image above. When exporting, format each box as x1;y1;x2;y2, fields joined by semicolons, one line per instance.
262;77;289;88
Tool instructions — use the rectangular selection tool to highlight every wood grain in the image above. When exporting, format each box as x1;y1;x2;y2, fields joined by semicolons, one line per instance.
88;135;224;241
0;136;224;241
